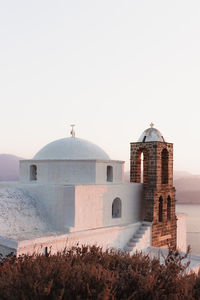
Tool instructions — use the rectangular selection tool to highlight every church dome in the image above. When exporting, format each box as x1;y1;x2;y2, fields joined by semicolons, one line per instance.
138;123;165;142
33;137;111;160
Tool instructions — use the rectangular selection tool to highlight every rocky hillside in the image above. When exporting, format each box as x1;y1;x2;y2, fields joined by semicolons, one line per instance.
174;175;200;204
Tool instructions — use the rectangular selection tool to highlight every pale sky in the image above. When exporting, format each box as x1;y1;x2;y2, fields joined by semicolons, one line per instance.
0;0;200;173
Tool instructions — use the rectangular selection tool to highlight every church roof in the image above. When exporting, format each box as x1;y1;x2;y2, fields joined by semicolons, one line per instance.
0;186;53;239
33;137;111;160
138;123;165;142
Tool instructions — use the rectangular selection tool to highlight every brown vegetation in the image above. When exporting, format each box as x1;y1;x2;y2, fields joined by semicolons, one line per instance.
0;245;200;299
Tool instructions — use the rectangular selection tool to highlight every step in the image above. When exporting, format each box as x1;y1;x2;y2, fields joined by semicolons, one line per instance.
133;230;145;237
142;223;150;227
130;237;140;242
135;233;144;238
124;222;151;253
140;225;150;230
128;240;143;247
141;225;150;230
129;240;138;246
140;225;150;231
138;228;146;233
130;231;148;241
137;231;147;236
127;242;136;248
125;245;137;252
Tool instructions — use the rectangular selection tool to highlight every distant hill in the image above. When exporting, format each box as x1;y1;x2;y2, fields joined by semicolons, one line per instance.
173;171;200;204
173;170;192;180
125;170;200;204
174;175;200;204
0;154;24;181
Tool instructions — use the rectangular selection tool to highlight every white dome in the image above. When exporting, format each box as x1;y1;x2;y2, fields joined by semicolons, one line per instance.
138;127;165;142
33;137;110;160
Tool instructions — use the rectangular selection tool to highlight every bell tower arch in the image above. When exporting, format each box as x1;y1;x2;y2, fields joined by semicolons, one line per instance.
130;124;177;249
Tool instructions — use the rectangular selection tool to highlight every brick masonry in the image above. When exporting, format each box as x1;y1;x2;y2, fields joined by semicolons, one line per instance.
130;141;177;249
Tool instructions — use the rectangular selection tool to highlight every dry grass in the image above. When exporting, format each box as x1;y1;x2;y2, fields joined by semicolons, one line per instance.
0;245;199;300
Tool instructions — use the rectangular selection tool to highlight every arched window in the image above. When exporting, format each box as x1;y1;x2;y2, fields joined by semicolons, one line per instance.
140;152;144;183
167;196;171;220
44;246;48;257
30;165;37;181
162;149;169;184
112;198;122;218
136;149;148;183
159;196;163;222
107;166;113;182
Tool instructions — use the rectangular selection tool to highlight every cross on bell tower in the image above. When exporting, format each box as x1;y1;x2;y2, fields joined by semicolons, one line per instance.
130;124;177;249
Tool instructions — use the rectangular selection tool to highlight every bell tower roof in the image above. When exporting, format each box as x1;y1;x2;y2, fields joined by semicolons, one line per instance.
138;123;165;142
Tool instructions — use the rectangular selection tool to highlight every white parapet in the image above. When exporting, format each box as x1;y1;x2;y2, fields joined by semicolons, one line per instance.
177;213;187;253
124;222;152;254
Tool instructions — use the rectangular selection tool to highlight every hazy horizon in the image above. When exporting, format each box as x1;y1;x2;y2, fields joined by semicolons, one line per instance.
1;1;200;173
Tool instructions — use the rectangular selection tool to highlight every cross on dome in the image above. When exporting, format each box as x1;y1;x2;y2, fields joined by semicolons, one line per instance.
150;122;154;128
70;124;75;138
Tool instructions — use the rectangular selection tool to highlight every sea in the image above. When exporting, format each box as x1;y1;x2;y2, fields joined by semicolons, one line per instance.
176;204;200;254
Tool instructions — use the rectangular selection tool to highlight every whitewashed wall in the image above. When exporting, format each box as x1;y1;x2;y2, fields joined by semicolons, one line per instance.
177;213;187;252
20;182;143;233
19;184;75;231
20;160;124;185
95;161;124;184
20;160;96;184
74;183;143;231
16;222;141;256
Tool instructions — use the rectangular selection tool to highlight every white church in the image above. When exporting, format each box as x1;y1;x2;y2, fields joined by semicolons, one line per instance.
0;124;194;262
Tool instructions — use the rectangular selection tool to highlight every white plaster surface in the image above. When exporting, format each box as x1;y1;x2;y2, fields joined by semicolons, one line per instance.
177;213;187;252
0;179;144;258
15;222;141;256
74;183;144;231
0;185;53;239
33;137;111;160
20;160;124;185
0;181;143;238
95;162;124;184
17;183;76;231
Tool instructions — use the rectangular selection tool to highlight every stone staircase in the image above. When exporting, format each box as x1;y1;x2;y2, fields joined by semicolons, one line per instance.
124;222;151;254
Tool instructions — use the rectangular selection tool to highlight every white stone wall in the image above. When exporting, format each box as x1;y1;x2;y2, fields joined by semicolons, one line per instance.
95;162;124;184
20;160;96;184
74;183;143;231
20;160;124;185
16;222;141;256
19;183;75;231
177;213;187;252
19;182;143;233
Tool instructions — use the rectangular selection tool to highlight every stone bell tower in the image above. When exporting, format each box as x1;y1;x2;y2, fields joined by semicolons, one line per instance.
130;123;177;249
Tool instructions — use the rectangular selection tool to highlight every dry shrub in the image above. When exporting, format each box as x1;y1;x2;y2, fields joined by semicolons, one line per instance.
0;245;199;300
